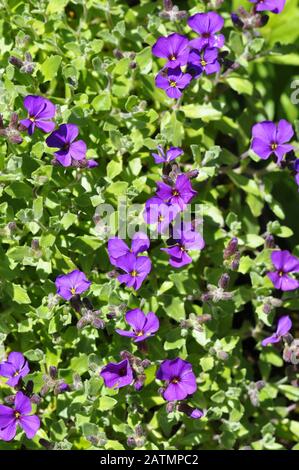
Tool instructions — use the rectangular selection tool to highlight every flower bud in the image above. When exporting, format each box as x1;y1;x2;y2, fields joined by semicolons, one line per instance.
223;237;238;259
9;56;23;68
31;394;41;404
218;273;230;290
264;234;275;249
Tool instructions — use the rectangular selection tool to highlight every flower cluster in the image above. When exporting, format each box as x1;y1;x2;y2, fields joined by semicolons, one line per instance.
152;11;225;99
108;232;152;291
19;95;98;168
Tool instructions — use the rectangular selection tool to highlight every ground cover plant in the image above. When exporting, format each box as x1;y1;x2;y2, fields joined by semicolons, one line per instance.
0;0;299;451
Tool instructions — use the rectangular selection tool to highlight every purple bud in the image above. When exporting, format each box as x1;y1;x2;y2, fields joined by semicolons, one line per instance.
31;239;40;251
4;395;16;405
256;380;265;391
141;359;151;368
163;0;173;10
217;350;229;361
92;318;105;329
166;401;176;413
264;234;275;249
201;292;213;302
177;403;203;419
127;437;136;447
230;252;240;271
224;238;238;259
9;56;23;68
113;49;124;59
185;169;199;179
218;273;230;290
31;394;41;404
263;303;272;315
231;13;244;28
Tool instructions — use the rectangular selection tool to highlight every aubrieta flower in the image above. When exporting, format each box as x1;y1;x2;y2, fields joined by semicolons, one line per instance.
162;223;205;268
155;67;192;99
188;12;225;50
156;357;197;401
46;124;87;167
152;33;190;69
100;359;133;389
55;269;91;300
116;253;152;291
262;315;292;346
267;250;299;291
156;173;197;210
108;232;150;267
249;0;286;14
0;391;40;441
251;119;294;164
20;95;56;135
188;47;220;75
116;308;159;342
0;352;29;387
293;159;299;190
152;145;183;164
143;197;180;233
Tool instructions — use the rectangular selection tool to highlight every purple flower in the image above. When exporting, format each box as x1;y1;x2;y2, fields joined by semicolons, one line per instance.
0;391;40;441
177;403;204;419
108;232;150;267
188;12;225;50
55;269;91;300
46;124;87;167
155;67;192;99
116;254;152;291
143;197;180;233
100;359;133;389
162;223;205;268
249;0;286;14
188;48;220;75
116;308;159;342
0;352;30;387
156;174;197;210
294;159;299;189
152;33;190;69
262;315;292;346
20;95;56;135
251;120;294;164
156;358;197;401
267;250;299;291
152;145;183;164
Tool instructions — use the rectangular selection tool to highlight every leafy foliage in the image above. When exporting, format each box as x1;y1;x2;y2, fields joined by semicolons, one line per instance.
0;0;299;450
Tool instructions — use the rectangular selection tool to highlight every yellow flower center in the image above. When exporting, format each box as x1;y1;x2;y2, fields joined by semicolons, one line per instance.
200;59;207;67
131;270;138;277
13;371;19;377
136;330;144;337
169;80;177;87
15;411;21;419
170;55;176;61
29;116;35;122
171;377;180;384
70;287;76;295
172;189;179;196
271;143;278;150
158;214;164;222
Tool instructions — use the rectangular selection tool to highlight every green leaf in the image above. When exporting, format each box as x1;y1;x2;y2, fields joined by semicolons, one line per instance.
99;396;117;411
40;55;62;82
11;284;31;304
92;91;111;112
